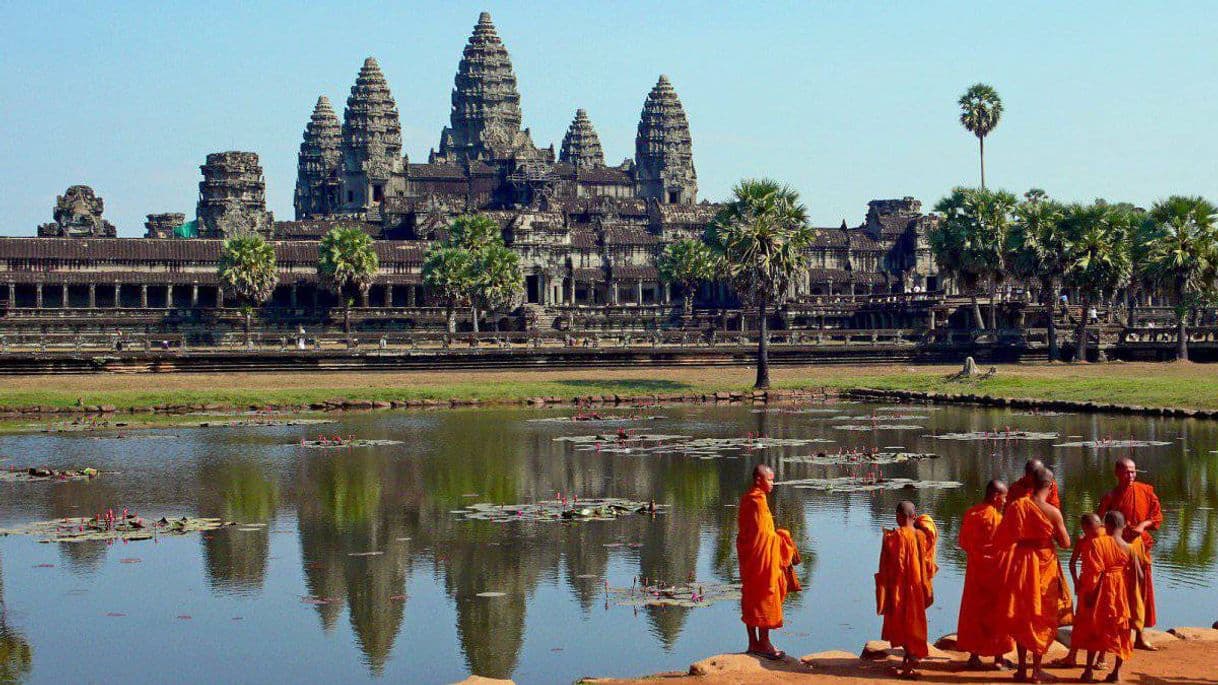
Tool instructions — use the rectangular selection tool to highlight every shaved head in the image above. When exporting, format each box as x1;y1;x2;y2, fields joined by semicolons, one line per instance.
1080;512;1101;529
753;464;774;480
1024;459;1045;476
751;464;775;494
897;500;916;518
1115;458;1137;487
1104;510;1126;528
985;479;1008;499
1035;468;1055;491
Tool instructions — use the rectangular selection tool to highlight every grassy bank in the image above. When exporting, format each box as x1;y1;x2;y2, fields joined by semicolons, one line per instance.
1;362;1217;413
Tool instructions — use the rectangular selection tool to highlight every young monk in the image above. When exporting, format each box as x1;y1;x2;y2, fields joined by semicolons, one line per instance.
1006;458;1062;511
1077;511;1140;683
876;500;938;679
956;479;1014;670
995;467;1072;683
737;464;800;660
1098;457;1162;651
1055;513;1105;669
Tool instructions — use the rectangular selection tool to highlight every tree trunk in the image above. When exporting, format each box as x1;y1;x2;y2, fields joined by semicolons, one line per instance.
684;291;693;318
1046;280;1060;362
471;304;479;334
979;136;986;190
988;281;998;330
971;292;985;330
446;304;456;334
244;309;252;348
755;294;770;389
1074;294;1089;362
343;302;351;348
1126;288;1136;328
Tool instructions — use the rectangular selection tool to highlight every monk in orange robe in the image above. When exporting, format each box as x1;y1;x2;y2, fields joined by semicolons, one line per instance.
995;467;1072;683
876;501;938;679
956;479;1014;670
1077;511;1140;683
1056;513;1105;669
737;464;800;660
1007;458;1062;512
1098;457;1162;650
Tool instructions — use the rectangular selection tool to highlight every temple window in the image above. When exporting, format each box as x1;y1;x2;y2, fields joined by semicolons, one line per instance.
373;185;384;203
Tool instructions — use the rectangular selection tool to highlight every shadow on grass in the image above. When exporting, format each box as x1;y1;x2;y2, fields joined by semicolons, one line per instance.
554;379;693;392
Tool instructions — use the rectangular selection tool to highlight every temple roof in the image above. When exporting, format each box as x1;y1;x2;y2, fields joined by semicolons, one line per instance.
297;96;342;179
635;75;696;180
559;109;605;169
342;57;402;160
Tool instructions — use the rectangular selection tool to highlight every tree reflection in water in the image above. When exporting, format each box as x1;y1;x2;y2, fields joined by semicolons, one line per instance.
0;554;33;683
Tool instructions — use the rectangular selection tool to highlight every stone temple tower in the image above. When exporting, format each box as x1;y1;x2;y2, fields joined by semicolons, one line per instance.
340;57;405;217
634;75;697;205
559;109;605;169
295;95;342;220
196;151;273;238
433;12;541;163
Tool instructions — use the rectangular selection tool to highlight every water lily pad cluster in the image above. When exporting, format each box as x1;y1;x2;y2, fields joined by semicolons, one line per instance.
556;433;834;459
0;515;235;543
833;424;924;432
298;438;404;449
776;476;963;492
452;498;666;523
527;414;666;424
1011;411;1073;417
1052;439;1172;448
1;466;99;483
932;430;1059;441
608;580;742;608
750;407;849;415
782;451;939;466
200;418;335;428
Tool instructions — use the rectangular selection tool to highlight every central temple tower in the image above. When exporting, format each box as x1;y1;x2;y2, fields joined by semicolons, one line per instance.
339;57;406;217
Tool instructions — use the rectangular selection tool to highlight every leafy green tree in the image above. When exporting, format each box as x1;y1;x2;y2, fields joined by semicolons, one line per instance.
217;234;279;347
447;214;501;252
658;238;717;316
318;226;380;345
958;83;1003;189
1139;195;1218;361
707;179;814;389
473;244;525;331
1061;203;1135;361
930;187;1018;330
422;246;475;333
1006;193;1068;360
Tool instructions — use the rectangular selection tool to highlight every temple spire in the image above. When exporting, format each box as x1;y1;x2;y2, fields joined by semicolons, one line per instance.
295;96;342;220
634;75;697;204
559;109;605;169
435;11;539;163
339;57;404;214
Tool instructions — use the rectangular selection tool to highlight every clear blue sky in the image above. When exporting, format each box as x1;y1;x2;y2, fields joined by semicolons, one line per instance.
2;1;1215;236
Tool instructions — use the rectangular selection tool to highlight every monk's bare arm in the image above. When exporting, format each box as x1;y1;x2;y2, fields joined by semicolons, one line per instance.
1049;509;1071;549
1069;538;1082;585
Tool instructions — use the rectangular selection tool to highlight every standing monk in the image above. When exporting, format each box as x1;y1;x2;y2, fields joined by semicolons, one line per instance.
996;468;1072;683
1077;511;1140;683
876;501;938;679
1098;457;1162;650
737;464;801;660
1007;458;1062;511
957;479;1014;670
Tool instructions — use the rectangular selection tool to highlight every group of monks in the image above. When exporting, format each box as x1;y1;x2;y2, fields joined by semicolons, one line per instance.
736;456;1163;683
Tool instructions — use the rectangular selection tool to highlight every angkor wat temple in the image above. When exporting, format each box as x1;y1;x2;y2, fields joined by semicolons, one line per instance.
0;13;944;346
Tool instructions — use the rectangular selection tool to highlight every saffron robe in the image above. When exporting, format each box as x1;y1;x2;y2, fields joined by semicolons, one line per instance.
876;515;938;658
995;498;1072;655
1099;482;1162;628
737;486;799;629
1006;475;1062;512
956;503;1015;656
1074;534;1134;659
1067;532;1103;653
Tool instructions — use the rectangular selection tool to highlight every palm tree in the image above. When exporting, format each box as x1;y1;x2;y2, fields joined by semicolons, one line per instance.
1061;203;1134;362
1139;196;1218;361
707;179;814;389
473;244;525;332
318;226;379;345
448;214;502;252
1006;194;1068;360
931;187;1017;330
217;234;279;348
658;238;717;317
422;246;475;333
958;83;1003;189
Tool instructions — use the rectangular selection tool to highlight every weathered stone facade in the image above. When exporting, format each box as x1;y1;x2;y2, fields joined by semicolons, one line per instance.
36;185;117;238
197;152;273;238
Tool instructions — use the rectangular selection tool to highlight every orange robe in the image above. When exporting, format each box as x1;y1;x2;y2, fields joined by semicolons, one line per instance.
876;515;938;658
995;498;1072;654
956;503;1015;656
1099;482;1161;628
1126;537;1150;631
737;486;799;629
1074;535;1134;659
1006;475;1062;512
1067;533;1102;652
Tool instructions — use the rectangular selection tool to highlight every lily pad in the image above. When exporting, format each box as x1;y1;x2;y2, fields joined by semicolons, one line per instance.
1;467;99;483
833;424;923;432
299;439;403;448
455;497;665;523
783;451;938;465
608;581;742;608
932;430;1059;441
775;476;962;492
0;515;236;543
1052;439;1172;448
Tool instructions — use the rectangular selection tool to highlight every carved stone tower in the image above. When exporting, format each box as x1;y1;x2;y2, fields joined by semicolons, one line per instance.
37;185;117;237
340;57;405;217
196;151;273;238
559;109;605;169
295;95;342;220
433;12;541;163
634;75;697;205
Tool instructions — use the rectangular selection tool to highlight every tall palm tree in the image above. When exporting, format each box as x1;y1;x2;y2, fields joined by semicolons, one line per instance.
422;246;475;333
318;226;379;345
1061;203;1134;362
1006;194;1068;360
473;244;525;332
1139;195;1218;361
931;187;1017;330
958;83;1003;189
707;179;814;389
217;234;279;347
658;238;717;317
